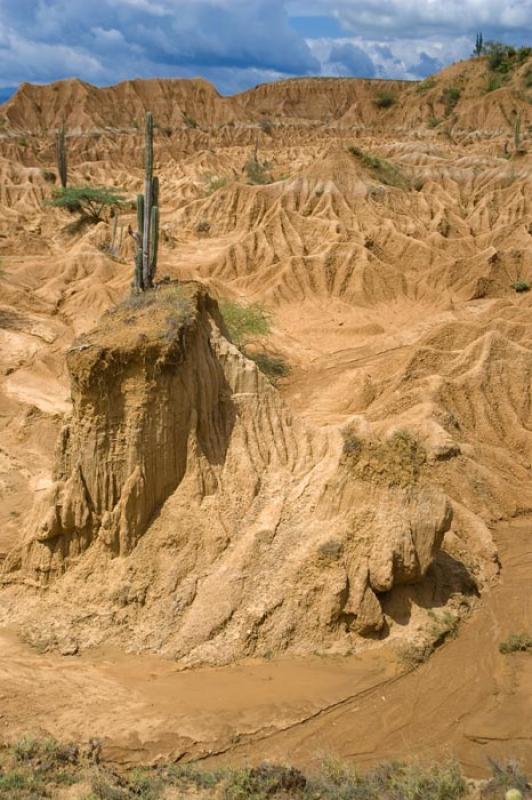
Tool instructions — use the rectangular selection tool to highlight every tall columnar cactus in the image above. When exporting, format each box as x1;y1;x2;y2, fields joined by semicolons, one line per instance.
131;112;160;291
55;122;68;188
514;112;522;152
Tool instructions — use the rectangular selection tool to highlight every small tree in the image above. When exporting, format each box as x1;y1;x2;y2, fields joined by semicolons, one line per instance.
48;186;125;223
474;32;484;57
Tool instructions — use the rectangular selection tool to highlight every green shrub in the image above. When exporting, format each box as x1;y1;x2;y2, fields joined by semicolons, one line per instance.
484;42;532;75
309;759;466;800
342;429;426;487
47;186;125;222
165;763;221;789
397;641;434;668
427;116;440;128
442;87;461;115
348;146;410;189
249;352;290;382
0;770;29;791
40;168;56;183
486;74;507;92
428;610;459;643
485;41;515;73
343;432;363;457
499;633;532;653
224;764;306;800
219;300;270;348
245;158;272;185
485;759;530;797
374;90;396;108
512;281;530;293
416;78;437;94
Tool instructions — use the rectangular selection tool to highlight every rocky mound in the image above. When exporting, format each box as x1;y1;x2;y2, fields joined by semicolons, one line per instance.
1;283;451;664
0;52;530;671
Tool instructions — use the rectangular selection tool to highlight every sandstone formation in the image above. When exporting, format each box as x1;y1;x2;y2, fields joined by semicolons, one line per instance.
2;284;451;663
0;54;530;666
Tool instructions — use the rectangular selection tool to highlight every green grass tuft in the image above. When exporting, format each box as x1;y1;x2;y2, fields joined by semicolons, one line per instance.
416;77;437;94
219;300;271;347
374;90;396;108
245;158;273;185
499;633;532;654
348;146;411;189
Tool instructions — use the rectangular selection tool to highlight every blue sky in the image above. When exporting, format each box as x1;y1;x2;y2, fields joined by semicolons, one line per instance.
0;0;530;97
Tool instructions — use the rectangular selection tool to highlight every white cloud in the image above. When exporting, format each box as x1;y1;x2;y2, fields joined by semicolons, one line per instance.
0;0;529;92
0;0;320;91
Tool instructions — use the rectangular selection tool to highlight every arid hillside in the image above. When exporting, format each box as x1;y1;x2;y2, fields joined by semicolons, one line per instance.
0;52;531;771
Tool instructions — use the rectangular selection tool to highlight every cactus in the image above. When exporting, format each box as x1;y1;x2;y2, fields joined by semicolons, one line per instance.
131;114;160;290
150;205;159;278
55;122;68;188
514;112;522;152
110;213;118;256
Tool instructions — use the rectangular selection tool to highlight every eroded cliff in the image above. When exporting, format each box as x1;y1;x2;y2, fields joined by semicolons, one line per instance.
2;283;452;664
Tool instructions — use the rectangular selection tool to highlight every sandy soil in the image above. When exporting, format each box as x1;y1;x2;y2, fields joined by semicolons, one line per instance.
0;519;529;776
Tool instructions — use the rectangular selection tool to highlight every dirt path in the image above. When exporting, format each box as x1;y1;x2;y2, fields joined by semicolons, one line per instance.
0;633;397;765
208;519;532;777
0;519;530;775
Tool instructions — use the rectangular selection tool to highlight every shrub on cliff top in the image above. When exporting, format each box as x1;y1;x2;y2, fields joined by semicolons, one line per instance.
113;285;193;330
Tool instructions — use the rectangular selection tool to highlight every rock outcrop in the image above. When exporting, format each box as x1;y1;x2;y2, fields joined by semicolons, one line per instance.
2;283;452;664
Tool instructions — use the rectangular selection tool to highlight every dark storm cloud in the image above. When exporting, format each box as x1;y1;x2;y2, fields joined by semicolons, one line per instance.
0;0;319;92
328;41;376;77
410;51;442;78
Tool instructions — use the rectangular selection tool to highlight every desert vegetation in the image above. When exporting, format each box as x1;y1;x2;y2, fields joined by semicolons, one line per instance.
1;736;529;800
499;633;532;654
219;300;289;382
348;146;411;189
48;186;125;223
129;112;160;291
